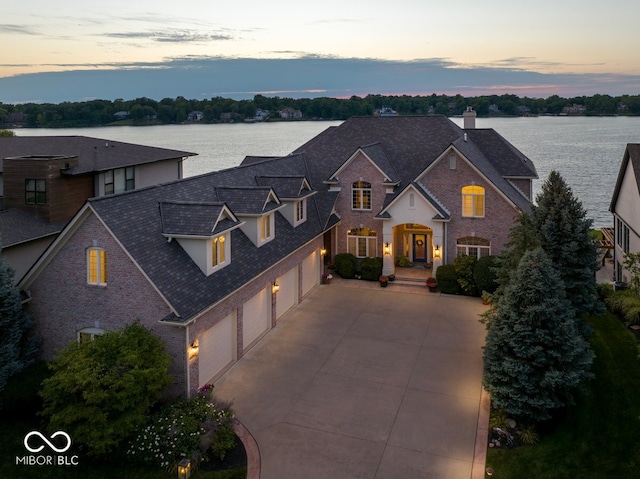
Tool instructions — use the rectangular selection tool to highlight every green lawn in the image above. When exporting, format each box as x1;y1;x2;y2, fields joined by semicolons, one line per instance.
486;311;640;478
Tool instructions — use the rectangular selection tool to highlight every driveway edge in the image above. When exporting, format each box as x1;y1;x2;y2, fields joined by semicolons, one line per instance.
471;388;490;479
232;418;261;479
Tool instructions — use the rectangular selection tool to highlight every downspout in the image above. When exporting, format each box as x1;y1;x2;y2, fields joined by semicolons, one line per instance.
185;323;191;398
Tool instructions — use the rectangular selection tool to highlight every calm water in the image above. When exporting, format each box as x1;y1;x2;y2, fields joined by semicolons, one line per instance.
15;117;640;228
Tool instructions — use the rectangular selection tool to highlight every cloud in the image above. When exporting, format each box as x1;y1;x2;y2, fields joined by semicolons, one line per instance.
1;56;638;104
0;24;39;35
101;30;233;43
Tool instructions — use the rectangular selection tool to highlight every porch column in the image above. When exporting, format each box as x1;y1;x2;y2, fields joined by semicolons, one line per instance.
382;222;395;276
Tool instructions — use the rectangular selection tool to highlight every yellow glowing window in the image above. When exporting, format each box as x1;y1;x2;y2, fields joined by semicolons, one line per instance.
261;214;272;241
462;185;485;217
212;235;226;267
87;248;107;285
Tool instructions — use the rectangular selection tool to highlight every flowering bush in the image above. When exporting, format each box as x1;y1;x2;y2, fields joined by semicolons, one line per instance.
127;394;234;470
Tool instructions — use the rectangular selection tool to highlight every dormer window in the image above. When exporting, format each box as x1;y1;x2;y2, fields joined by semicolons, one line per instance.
212;234;226;267
352;181;371;210
295;199;307;225
260;213;274;243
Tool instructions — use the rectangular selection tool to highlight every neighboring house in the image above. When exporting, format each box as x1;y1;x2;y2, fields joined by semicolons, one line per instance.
18;113;536;399
0;136;195;282
187;111;204;122
609;144;640;283
278;107;302;120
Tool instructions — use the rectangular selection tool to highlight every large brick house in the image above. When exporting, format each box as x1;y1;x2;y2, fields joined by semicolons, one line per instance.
18;113;537;398
0;136;195;282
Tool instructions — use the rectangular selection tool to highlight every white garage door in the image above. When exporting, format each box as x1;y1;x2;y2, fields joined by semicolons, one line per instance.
198;312;236;387
276;267;298;320
302;250;320;296
243;287;270;349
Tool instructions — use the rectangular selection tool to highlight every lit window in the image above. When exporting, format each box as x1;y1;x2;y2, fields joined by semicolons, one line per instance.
456;237;490;259
462;185;485;217
347;228;377;258
25;179;46;205
105;167;135;195
78;327;104;343
87;247;107;285
352;181;372;210
261;214;273;241
212;235;226;267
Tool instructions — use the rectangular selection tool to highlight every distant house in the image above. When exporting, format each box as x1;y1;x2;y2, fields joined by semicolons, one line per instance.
376;106;398;117
562;104;587;115
0;136;196;283
113;111;130;120
253;109;270;121
278;107;302;120
609;144;640;283
187;111;204;122
18;112;537;398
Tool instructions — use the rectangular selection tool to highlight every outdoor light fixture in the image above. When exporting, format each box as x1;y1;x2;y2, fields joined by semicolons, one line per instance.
188;339;199;360
272;281;280;293
434;244;441;258
384;242;391;256
320;247;327;256
177;458;192;479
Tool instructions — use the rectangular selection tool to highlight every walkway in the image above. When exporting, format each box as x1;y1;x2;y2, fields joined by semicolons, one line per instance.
214;277;489;479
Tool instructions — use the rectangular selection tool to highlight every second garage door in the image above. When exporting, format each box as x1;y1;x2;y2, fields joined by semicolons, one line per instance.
243;287;270;350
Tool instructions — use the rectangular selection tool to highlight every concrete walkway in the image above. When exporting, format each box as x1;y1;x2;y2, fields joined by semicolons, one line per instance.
214;278;488;479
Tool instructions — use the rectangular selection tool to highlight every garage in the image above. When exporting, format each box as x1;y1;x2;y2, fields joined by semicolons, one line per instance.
301;250;320;296
198;311;236;387
276;266;298;321
242;287;271;350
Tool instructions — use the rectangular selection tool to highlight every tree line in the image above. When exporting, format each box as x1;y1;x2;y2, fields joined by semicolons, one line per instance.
2;93;640;128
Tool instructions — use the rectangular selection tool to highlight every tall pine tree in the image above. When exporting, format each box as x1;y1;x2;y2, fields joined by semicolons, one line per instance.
483;247;594;421
0;251;40;407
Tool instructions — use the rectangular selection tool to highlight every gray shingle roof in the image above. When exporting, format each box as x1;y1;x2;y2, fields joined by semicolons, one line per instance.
254;176;312;199
0;209;66;248
159;201;240;237
0;136;196;174
215;186;281;215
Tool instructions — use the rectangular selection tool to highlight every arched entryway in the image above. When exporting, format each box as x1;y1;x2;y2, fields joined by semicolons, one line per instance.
396;223;434;265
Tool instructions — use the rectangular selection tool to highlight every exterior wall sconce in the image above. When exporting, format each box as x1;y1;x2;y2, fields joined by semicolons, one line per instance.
320;247;327;256
384;242;391;256
272;281;280;293
177;458;192;479
434;244;441;258
188;339;199;360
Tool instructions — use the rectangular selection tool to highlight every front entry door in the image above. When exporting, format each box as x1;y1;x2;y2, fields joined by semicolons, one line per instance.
413;234;427;262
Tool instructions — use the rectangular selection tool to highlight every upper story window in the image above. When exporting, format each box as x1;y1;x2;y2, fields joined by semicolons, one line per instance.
352;181;372;210
457;237;490;259
295;199;307;224
87;247;107;286
347;227;377;258
105;167;135;195
462;185;485;217
25;179;46;205
260;214;273;242
211;235;226;268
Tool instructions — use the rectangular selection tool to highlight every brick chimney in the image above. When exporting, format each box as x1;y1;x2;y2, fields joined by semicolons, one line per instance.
463;106;476;129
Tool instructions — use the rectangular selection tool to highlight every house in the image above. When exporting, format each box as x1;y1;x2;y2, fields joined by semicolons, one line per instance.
187;111;204;122
0;136;196;282
18;113;536;399
609;144;640;283
278;107;302;120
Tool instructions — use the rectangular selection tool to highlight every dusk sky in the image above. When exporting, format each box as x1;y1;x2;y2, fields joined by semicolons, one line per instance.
2;0;639;103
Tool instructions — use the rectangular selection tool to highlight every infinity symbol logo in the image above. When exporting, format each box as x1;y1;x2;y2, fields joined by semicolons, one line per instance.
24;431;72;453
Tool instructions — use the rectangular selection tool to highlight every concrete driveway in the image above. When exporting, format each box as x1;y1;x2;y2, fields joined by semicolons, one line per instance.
214;279;489;479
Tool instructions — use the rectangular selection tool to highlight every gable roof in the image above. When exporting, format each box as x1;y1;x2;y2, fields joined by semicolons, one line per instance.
610;143;640;213
326;143;399;183
159;201;241;237
0;136;196;174
215;186;281;215
254;175;314;199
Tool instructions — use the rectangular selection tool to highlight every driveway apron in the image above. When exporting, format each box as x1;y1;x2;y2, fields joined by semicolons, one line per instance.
213;280;488;479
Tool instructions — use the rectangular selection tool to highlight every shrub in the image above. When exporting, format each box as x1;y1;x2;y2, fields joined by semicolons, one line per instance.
128;394;235;469
606;290;640;324
596;282;614;300
360;257;383;281
334;253;357;279
396;255;411;267
454;255;478;296
436;264;459;294
473;255;498;294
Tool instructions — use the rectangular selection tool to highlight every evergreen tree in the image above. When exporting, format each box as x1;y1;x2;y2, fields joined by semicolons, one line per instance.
533;170;601;317
483;248;594;421
0;252;40;407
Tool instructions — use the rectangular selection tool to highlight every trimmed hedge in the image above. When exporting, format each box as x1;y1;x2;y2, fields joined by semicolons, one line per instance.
436;264;460;294
360;257;383;281
335;253;357;279
473;255;498;295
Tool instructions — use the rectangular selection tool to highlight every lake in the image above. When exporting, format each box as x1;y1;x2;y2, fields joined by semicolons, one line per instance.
14;116;640;228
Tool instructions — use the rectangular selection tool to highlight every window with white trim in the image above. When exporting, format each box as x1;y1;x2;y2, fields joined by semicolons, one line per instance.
462;185;485;217
352;181;372;210
295;199;307;224
78;327;104;343
347;227;377;258
456;237;490;259
87;247;107;285
212;235;226;267
260;214;273;241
